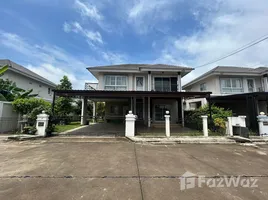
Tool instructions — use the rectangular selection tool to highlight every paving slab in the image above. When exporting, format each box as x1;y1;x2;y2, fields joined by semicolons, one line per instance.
0;178;142;200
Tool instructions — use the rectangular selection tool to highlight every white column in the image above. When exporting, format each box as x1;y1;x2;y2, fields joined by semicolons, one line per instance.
165;111;170;137
148;72;151;91
263;76;268;92
177;72;181;92
81;97;88;125
201;115;208;137
227;117;233;136
125;111;136;137
148;96;151;127
36;111;49;136
93;101;96;123
181;98;185;127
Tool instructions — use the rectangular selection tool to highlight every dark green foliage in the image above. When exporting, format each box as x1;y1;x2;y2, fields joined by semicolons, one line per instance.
12;98;51;125
185;105;232;133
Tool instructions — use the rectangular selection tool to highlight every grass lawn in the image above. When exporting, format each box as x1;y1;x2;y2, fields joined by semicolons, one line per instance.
55;122;81;133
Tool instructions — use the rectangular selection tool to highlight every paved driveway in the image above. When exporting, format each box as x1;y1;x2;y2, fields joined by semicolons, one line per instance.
0;139;268;199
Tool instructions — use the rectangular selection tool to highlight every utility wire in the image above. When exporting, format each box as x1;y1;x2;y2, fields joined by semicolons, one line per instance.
195;34;268;69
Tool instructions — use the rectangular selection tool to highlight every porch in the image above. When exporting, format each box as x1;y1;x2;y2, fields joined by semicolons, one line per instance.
52;90;211;135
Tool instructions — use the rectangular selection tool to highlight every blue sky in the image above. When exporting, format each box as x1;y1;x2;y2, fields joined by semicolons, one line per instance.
1;0;268;88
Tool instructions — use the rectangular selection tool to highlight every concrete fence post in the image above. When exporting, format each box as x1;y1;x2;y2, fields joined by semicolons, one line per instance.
125;111;136;137
201;115;208;137
36;111;49;136
165;111;170;137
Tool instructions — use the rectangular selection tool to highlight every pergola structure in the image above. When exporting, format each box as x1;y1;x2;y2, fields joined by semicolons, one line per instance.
211;92;268;131
52;90;212;127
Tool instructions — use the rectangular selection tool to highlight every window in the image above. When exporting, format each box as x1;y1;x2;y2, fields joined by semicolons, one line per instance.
104;75;127;90
221;78;243;93
39;84;42;87
247;79;254;92
136;77;144;91
154;77;177;92
200;83;207;91
48;88;51;94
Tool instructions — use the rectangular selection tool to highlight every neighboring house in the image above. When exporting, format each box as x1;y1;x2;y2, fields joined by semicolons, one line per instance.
0;59;56;101
183;66;268;131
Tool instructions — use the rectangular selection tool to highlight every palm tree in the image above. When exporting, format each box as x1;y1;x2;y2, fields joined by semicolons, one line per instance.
0;65;8;76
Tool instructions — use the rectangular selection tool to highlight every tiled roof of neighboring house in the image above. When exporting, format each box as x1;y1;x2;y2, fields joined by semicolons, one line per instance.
0;59;56;87
183;66;268;89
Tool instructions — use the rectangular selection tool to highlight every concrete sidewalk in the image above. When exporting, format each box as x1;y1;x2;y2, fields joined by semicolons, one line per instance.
0;140;268;199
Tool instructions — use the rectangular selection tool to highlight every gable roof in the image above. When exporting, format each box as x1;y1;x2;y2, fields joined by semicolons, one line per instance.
183;66;268;89
0;59;56;87
87;64;193;78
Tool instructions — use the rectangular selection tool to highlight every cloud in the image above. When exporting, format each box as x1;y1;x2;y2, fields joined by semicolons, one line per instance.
155;0;268;84
74;0;103;22
63;21;103;44
0;30;99;89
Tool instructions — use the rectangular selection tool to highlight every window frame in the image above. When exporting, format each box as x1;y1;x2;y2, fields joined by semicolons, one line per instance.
153;77;177;92
104;75;128;91
200;83;207;91
135;76;145;91
220;78;243;94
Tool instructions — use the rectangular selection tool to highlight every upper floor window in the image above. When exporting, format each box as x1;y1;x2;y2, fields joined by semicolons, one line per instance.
48;88;51;94
154;77;177;92
247;79;254;92
221;78;243;93
200;83;207;91
104;75;127;90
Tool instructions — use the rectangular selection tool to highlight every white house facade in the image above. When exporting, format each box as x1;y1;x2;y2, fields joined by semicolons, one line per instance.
0;59;56;101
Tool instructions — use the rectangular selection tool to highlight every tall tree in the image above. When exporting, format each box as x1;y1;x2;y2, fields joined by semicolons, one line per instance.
56;75;72;90
55;75;73;116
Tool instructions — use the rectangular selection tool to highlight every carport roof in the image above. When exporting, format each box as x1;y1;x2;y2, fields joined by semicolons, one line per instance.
211;92;268;101
53;90;211;98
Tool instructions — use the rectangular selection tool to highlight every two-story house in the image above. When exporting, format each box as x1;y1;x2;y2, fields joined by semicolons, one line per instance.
183;66;268;130
54;64;210;128
0;59;56;101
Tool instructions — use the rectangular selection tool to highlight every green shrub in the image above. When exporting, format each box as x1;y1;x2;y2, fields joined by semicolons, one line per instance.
12;98;51;125
185;105;232;133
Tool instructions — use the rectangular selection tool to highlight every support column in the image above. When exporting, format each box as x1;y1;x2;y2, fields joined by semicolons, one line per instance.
142;97;145;122
148;71;151;91
93;101;96;123
148;96;151;127
134;97;136;114
165;111;170;137
181;98;184;127
81;97;88;125
201;115;208;137
263;74;268;92
177;72;181;92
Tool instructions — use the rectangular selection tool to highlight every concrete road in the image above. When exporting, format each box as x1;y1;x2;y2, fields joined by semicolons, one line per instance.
0;139;268;200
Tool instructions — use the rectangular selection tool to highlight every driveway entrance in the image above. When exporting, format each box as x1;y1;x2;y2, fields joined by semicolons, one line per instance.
65;122;125;137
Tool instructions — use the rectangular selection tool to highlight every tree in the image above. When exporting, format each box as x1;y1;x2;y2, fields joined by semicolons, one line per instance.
73;99;93;116
0;79;37;101
96;102;105;118
55;75;73;116
56;75;72;90
0;65;8;76
12;98;51;125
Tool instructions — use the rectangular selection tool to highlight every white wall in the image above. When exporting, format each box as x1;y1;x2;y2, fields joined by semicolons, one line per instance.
0;101;19;133
2;71;54;101
98;71;180;91
184;75;263;94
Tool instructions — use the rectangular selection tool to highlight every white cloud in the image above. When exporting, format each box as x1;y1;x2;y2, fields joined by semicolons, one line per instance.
63;21;103;44
74;0;103;22
156;0;268;85
0;30;100;89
